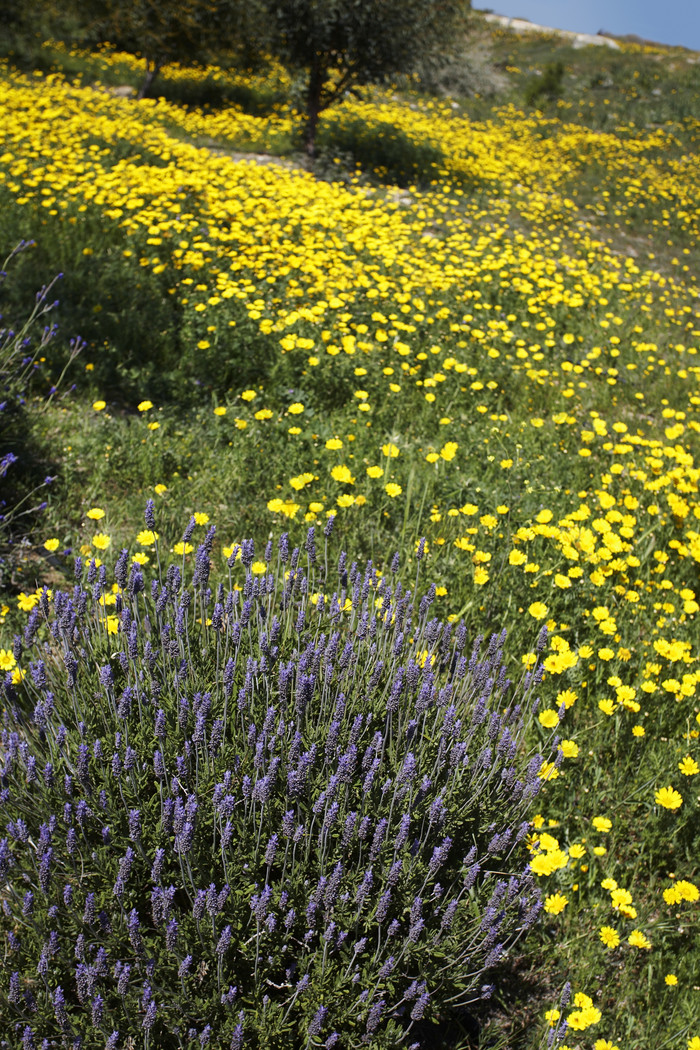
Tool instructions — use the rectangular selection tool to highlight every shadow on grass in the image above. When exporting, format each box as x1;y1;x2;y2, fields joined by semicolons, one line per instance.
0;401;63;592
477;947;562;1049
386;947;559;1050
152;74;286;117
315;116;446;189
409;1007;482;1050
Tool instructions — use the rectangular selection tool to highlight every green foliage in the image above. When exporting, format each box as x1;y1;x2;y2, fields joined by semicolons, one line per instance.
410;14;507;100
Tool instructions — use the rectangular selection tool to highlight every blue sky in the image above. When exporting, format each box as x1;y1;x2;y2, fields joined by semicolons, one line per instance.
478;1;700;51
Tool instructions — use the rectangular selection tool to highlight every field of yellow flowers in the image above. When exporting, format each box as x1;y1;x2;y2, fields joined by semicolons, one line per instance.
1;26;699;1049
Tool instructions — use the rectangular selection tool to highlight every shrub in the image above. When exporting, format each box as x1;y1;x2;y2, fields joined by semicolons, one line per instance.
0;512;559;1048
524;61;565;107
412;23;509;100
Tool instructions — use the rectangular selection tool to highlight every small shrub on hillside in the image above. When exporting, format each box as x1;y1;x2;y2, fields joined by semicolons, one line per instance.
0;512;559;1048
524;62;565;107
413;28;509;100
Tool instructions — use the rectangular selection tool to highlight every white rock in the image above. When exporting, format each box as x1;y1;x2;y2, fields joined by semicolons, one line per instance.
481;12;621;49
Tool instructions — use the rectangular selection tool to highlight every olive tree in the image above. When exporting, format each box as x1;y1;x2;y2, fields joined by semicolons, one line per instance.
264;0;469;156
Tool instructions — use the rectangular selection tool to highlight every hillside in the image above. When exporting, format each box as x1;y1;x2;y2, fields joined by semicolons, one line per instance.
0;14;699;1050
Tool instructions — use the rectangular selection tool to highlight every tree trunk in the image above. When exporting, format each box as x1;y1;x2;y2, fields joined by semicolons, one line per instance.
304;55;325;158
138;57;163;100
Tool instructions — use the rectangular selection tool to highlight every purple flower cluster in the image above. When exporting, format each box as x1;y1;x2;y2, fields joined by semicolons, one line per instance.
0;514;555;1047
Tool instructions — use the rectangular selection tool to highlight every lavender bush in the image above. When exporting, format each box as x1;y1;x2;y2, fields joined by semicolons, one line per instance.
0;511;559;1049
